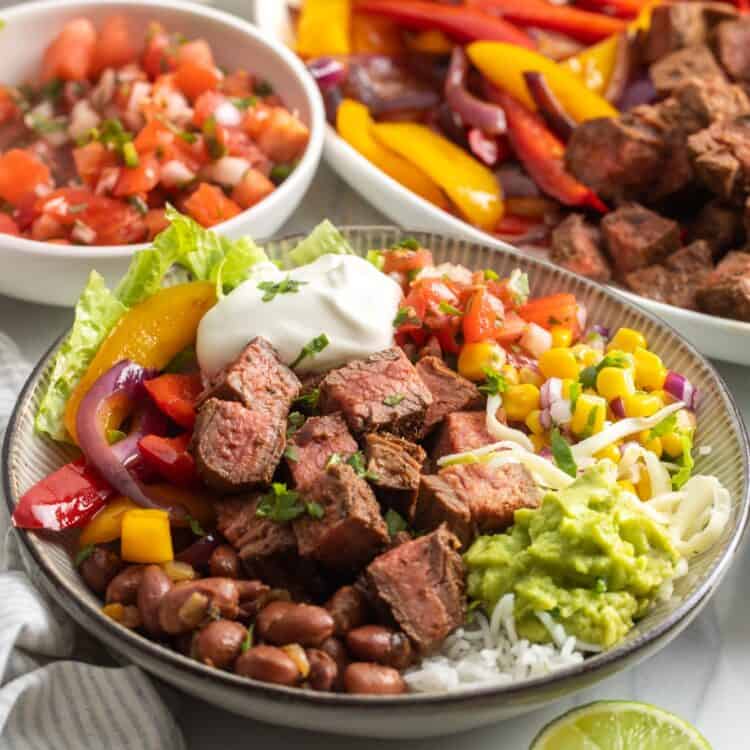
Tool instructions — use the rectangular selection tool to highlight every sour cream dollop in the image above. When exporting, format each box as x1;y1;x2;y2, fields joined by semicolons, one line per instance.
196;254;403;376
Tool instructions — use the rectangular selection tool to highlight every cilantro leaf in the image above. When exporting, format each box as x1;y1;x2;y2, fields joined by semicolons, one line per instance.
306;502;325;520
255;483;305;522
438;301;462;316
383;393;405;407
257;276;307;302
551;428;577;477
290;333;329;369
385;509;408;537
478;368;508;397
74;544;95;567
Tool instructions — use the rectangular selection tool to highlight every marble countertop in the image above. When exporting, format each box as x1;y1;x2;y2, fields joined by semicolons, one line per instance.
2;162;747;748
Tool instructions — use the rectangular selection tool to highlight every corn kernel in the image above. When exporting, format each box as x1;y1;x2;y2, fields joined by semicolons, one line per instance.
639;430;663;458
502;364;520;385
595;443;621;463
636;472;651;501
596;366;636;401
550;326;573;348
526;409;545;435
539;347;580;380
519;366;544;387
571;344;602;367
531;433;547;452
618;479;637;495
633;347;667;391
571;393;607;437
608;328;647;353
624;392;662;418
458;340;506;381
661;431;684;458
102;603;125;622
504;384;541;422
561;378;575;399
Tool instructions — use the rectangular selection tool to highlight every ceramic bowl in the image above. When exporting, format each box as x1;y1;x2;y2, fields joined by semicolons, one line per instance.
4;227;749;738
0;0;325;307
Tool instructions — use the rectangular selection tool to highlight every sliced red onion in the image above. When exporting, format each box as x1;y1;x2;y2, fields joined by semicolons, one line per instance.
539;408;552;430
76;360;184;516
664;371;699;411
550;399;572;425
307;57;348;90
618;74;657;111
445;48;506;135
522;71;576;142
589;324;610;340
540;377;564;409
434;102;469;147
610;396;626;419
468;128;500;166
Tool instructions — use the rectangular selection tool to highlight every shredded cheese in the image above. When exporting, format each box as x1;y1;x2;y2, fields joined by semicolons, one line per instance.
485;393;534;452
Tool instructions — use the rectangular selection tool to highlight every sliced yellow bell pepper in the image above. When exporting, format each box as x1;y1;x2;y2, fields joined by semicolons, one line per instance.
372;122;504;231
351;12;404;55
121;509;173;563
466;42;617;122
64;282;216;443
79;496;138;548
405;29;454;55
337;99;449;209
296;0;351;58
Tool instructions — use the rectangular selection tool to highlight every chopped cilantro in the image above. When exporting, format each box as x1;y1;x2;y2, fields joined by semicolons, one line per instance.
478;368;508;397
284;445;299;462
270;163;295;185
579;352;630;389
385;508;408;538
290;333;329;369
295;388;320;410
233;95;257;110
306;502;325;520
256;483;305;522
202;115;227;160
286;411;306;437
551;427;577;478
241;624;254;652
438;301;462;316
393;306;419;328
325;452;342;469
257;276;307;302
483;269;499;281
383;393;405;407
74;544;95;567
392;237;419;250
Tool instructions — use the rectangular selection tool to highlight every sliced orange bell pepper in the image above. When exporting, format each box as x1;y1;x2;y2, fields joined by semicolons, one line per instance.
351;12;404;55
78;496;138;548
64;282;216;444
121;508;173;563
296;0;351;57
337;99;448;210
371;122;503;231
467;42;617;122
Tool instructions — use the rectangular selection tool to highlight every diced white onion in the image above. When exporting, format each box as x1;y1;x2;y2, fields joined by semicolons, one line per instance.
214;99;242;127
71;220;96;244
202;156;249;187
68;100;100;141
549;399;572;426
520;322;552;358
95;166;120;195
91;68;116;110
164;90;193;125
127;80;152;115
540;378;562;409
160;160;196;188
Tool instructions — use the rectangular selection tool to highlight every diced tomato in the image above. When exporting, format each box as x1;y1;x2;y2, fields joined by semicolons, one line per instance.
0;149;52;206
0;87;19;125
134;118;175;153
144;372;202;429
113;154;161;197
192;91;227;127
519;293;579;331
255;107;310;163
142;25;176;79
144;208;169;240
0;213;20;236
174;61;222;102
30;213;65;241
138;433;198;487
36;187;96;225
231;168;275;209
242;102;273;138
85;200;148;245
434;323;460;354
463;286;498;344
183;182;242;227
73;142;117;189
12;458;114;531
41;18;97;82
221;69;254;97
92;14;137;74
176;39;215;68
382;247;433;274
493;310;527;344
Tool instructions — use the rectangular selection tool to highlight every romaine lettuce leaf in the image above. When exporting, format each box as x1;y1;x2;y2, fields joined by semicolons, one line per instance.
285;219;353;268
35;272;127;441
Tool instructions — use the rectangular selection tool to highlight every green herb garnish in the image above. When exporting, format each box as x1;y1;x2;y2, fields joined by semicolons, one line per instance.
187;515;206;537
483;269;499;281
392;237;419;250
385;509;408;537
478;368;508;397
594;577;607;594
202;115;227;160
581;406;600;439
438;301;462;316
241;624;254;652
290;333;329;369
284;445;299;462
270;163;295;184
306;501;325;520
295;387;320;410
256;483;305;522
551;427;577;478
579;352;630;389
286;411;306;437
383;393;405;407
393;306;419;328
74;544;95;567
257;276;307;302
232;96;257;110
128;195;149;216
568;381;581;411
671;433;695;490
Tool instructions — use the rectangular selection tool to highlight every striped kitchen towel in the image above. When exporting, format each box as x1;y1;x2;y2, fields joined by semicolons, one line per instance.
0;331;186;750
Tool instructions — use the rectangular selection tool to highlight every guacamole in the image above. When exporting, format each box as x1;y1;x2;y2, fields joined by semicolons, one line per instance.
464;464;680;648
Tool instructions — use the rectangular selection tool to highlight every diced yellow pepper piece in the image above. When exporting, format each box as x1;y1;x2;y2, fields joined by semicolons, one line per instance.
633;346;667;391
550;326;573;348
504;384;541;422
624;392;662;418
79;496;138;548
296;0;350;57
571;393;607;437
596;366;635;401
458;340;506;382
607;328;647;353
121;509;173;564
539;347;580;380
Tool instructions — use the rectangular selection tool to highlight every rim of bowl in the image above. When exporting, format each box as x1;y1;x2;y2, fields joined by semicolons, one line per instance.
0;0;325;259
4;224;749;707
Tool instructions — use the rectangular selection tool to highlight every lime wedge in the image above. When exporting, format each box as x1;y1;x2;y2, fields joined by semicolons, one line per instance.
530;701;712;750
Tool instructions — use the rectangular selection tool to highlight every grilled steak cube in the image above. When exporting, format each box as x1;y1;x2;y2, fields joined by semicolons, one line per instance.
432;411;495;462
696;250;750;320
414;475;472;546
200;336;300;411
319;347;433;440
364;432;426;517
601;204;681;275
650;45;725;96
665;240;714;274
294;464;389;569
287;414;358;490
192;398;286;491
671;77;750;134
690;199;743;255
550;214;611;283
415;356;483;434
716;18;750;82
365;526;465;654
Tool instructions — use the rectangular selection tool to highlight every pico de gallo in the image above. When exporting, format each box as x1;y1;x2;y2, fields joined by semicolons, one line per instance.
0;15;310;244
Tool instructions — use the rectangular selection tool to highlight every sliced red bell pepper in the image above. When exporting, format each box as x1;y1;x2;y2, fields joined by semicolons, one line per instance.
143;373;202;430
355;0;535;49
488;87;608;213
467;0;626;43
138;433;199;487
12;458;114;530
575;0;645;19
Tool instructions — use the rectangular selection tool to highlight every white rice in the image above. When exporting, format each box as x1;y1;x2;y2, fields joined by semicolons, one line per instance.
404;595;586;693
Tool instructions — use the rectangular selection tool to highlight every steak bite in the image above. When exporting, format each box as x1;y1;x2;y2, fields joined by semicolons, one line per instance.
690;199;743;255
415;356;483;434
549;214;611;283
716;18;750;82
364;432;426;518
192;398;286;490
649;45;726;96
696;250;750;320
414;475;473;546
601;204;681;276
670;76;750;134
365;526;465;654
432;411;495;462
318;347;433;440
294;464;389;569
287;414;358;491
